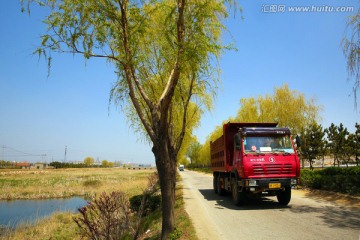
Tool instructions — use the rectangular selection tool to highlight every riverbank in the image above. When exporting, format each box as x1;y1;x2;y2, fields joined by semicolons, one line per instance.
0;168;198;239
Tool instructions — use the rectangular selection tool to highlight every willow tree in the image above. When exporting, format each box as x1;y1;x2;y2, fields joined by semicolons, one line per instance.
342;5;360;108
235;84;321;134
22;0;236;238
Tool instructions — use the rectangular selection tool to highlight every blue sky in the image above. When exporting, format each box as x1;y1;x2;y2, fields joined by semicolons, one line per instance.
0;0;359;164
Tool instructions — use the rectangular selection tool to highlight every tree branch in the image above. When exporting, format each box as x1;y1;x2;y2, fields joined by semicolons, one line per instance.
175;73;195;154
118;0;156;142
118;0;155;112
157;0;186;112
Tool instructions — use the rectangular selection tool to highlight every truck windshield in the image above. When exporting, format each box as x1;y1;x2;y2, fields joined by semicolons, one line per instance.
244;135;294;154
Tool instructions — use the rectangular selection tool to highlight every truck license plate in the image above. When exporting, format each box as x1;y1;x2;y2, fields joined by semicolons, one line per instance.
269;183;281;189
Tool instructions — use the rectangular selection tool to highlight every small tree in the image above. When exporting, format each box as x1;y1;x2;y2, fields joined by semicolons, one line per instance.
102;160;112;168
343;133;356;167
325;123;350;167
84;157;94;167
355;123;360;165
186;139;202;166
301;123;325;170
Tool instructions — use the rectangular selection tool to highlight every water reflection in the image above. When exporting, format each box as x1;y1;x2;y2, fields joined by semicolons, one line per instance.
0;197;87;227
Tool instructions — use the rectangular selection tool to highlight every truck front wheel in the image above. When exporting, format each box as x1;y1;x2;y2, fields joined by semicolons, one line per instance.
277;187;291;206
231;178;246;206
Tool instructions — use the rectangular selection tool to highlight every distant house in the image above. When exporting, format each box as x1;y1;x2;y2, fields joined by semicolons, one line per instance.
16;162;31;169
33;163;49;170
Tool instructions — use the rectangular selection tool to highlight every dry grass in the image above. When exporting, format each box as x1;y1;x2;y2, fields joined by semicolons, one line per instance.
0;211;81;240
0;168;154;200
0;169;198;240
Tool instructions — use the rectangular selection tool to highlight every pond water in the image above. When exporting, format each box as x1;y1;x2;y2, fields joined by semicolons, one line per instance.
0;197;87;228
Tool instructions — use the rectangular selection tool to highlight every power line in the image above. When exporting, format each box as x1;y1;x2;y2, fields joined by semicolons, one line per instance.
1;145;47;157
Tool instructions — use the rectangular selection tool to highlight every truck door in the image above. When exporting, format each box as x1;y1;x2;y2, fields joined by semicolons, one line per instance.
234;133;242;167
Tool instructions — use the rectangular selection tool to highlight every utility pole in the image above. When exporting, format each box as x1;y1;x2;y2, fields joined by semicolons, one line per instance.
1;145;4;161
64;146;67;163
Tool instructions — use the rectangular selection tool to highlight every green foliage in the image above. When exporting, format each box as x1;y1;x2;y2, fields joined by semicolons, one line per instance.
325;123;353;166
101;160;114;168
186;166;211;174
169;228;182;240
83;179;102;187
186;139;202;165
342;6;360;107
300;123;325;169
50;161;88;168
83;157;94;166
301;166;360;195
130;194;161;215
0;160;17;169
235;84;321;135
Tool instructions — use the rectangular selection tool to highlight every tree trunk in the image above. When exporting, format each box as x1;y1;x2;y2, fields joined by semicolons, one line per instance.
301;158;304;169
152;137;177;240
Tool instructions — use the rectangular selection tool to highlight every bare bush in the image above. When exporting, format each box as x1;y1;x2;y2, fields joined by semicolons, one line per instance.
73;172;159;240
74;191;134;240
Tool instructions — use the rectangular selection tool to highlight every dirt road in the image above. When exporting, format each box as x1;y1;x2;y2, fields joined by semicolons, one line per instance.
181;170;360;240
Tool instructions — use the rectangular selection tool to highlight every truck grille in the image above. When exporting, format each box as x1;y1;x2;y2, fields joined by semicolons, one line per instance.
252;164;292;175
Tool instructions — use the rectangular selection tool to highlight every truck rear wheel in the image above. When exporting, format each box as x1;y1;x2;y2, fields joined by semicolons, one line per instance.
277;187;291;206
231;178;246;206
217;175;225;196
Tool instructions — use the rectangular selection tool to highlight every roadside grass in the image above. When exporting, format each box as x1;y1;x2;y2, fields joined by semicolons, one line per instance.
137;182;198;240
186;167;211;174
0;168;153;200
0;212;81;240
0;169;198;240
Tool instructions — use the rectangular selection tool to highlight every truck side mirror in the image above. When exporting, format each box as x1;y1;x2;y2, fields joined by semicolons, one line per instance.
295;135;301;148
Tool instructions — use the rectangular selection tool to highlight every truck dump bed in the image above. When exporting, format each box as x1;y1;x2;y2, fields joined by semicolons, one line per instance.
210;122;278;172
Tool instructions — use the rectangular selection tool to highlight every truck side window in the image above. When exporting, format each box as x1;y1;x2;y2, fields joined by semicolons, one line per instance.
234;133;241;151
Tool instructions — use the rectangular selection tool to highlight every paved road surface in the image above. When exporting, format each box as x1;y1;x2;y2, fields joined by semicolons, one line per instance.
180;170;360;240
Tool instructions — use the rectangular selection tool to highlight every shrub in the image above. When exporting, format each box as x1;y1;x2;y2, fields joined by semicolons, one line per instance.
130;194;161;215
169;228;182;240
83;179;102;187
300;166;360;195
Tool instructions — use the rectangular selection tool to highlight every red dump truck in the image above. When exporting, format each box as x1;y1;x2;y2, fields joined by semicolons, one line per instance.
210;122;301;206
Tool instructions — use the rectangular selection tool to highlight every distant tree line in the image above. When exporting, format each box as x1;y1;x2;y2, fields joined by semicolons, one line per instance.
0;160;16;169
50;157;115;169
300;122;360;169
49;161;90;169
0;158;116;169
